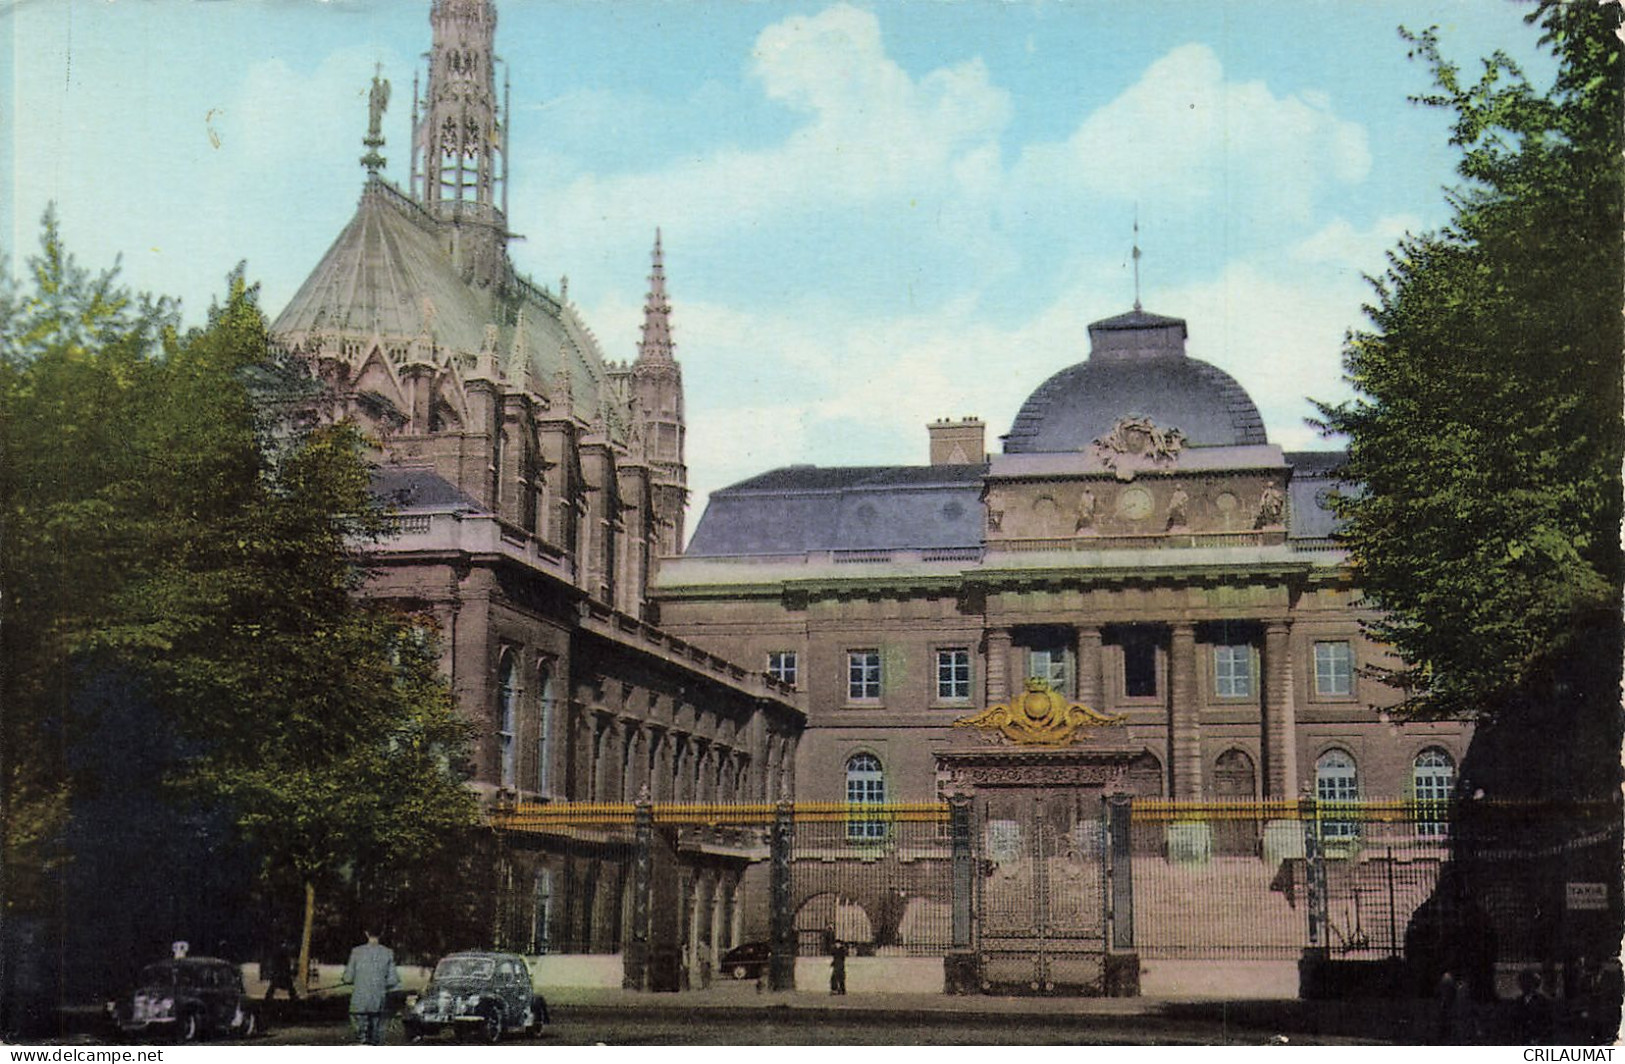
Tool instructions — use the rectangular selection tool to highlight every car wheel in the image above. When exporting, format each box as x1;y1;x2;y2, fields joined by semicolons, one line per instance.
479;1004;503;1044
178;1012;201;1043
731;964;749;980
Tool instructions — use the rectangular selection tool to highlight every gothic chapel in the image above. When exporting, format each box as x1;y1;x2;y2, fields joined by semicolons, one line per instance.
271;0;803;954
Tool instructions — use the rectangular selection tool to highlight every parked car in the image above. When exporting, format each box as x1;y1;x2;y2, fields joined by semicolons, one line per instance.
719;941;771;981
108;956;260;1042
404;951;549;1042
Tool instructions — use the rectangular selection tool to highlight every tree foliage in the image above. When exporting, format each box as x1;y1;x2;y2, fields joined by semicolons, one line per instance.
1316;1;1623;724
0;216;478;964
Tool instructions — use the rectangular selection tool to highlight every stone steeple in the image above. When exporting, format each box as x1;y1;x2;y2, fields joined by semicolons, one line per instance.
637;229;676;364
411;0;510;287
631;229;687;554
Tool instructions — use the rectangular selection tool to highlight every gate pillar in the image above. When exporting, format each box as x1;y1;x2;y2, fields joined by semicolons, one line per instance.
624;792;653;990
768;795;796;991
945;793;978;994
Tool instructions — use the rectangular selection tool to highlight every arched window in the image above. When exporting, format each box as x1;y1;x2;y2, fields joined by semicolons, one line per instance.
846;753;886;841
497;651;517;789
536;664;554;797
1315;749;1359;838
1413;748;1455;838
1212;748;1257;798
531;869;553;955
1211;749;1258;854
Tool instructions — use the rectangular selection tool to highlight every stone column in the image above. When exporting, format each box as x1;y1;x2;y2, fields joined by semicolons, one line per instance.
622;724;644;802
985;627;1012;705
1168;624;1201;800
1263;621;1299;798
600;718;624;803
1075;626;1103;709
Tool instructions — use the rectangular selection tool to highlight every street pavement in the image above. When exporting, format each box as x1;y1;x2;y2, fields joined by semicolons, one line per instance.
224;978;1420;1045
38;973;1607;1045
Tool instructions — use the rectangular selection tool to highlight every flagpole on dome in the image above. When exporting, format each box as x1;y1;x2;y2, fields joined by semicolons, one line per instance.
1132;208;1143;313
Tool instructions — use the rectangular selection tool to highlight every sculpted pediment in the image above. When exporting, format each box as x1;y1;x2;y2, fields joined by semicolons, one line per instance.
1091;415;1186;481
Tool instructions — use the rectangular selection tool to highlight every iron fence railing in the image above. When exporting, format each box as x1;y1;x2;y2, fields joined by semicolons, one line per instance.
489;797;1616;964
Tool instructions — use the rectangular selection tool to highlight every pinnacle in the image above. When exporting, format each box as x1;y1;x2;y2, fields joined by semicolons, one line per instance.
636;228;676;364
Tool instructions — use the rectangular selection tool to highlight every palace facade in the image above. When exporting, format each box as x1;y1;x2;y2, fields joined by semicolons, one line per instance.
655;309;1472;815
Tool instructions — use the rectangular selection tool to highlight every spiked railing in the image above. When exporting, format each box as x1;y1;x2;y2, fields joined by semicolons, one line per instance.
491;801;950;832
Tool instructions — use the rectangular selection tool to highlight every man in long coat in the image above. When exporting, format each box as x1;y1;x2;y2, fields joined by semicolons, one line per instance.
342;929;401;1045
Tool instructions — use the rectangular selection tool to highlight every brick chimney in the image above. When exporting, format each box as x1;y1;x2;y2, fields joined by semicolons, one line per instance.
927;417;986;466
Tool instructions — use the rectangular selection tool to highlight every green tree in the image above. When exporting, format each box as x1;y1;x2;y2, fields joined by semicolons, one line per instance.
1316;1;1622;741
1;219;478;1007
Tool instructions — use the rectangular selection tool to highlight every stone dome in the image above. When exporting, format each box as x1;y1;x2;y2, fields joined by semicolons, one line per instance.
1003;309;1266;453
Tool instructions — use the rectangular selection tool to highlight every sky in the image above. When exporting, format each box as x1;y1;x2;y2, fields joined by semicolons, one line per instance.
2;0;1557;523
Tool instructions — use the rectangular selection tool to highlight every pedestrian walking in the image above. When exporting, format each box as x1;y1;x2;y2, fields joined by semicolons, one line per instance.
1510;968;1554;1044
829;939;848;996
264;943;300;1002
342;928;401;1046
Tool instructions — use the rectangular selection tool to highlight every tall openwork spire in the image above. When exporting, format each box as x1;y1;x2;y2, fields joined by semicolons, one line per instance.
412;0;508;218
636;229;676;364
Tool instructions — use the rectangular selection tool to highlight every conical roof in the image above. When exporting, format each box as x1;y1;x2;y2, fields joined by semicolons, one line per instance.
271;179;608;420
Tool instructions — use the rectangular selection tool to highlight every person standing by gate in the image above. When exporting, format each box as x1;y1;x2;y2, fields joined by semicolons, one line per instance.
829;939;848;996
342;928;401;1045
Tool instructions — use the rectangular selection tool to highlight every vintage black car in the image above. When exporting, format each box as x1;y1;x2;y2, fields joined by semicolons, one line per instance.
404;951;549;1042
720;941;772;981
109;956;259;1042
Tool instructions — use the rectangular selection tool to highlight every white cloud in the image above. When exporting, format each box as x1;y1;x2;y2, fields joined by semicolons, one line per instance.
1154;260;1370;450
1289;214;1422;269
522;4;1013;279
1013;43;1371;226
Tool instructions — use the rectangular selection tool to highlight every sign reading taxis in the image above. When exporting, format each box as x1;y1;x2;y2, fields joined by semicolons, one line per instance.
953;677;1126;746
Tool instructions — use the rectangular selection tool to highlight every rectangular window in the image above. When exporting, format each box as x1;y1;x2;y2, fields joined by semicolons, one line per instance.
1315;641;1353;696
767;651;799;687
1123;636;1157;698
847;650;882;701
1213;644;1254;698
936;648;972;701
1028;648;1069;691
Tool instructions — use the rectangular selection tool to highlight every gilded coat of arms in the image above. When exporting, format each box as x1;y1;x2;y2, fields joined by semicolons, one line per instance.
953;678;1126;746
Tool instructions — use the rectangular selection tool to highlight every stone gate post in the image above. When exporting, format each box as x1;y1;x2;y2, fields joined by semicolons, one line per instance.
624;789;653;990
768;795;796;991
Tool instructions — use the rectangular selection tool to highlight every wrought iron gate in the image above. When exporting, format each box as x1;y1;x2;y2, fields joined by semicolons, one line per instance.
975;790;1108;991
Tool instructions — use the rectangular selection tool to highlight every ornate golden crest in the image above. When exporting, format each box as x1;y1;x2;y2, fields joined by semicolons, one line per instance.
953;678;1126;746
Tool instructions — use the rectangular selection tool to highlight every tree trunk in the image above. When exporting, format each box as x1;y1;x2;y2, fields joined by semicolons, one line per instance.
297;881;316;996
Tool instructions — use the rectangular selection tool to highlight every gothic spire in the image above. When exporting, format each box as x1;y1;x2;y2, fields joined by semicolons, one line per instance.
412;0;506;217
636;228;676;364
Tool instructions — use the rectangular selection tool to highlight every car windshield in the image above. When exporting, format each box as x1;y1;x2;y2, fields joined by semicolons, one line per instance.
435;957;495;981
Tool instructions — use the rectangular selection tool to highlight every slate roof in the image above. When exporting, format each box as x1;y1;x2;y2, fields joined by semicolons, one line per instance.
271;179;609;421
1284;450;1346;540
1002;307;1267;454
685;465;985;556
371;465;483;514
686;452;1345;556
1004;356;1267;453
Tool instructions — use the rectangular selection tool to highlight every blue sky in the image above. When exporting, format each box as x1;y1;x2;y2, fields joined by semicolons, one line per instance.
3;0;1555;518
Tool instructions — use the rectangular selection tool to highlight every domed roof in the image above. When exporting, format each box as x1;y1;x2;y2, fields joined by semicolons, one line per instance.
1003;309;1266;453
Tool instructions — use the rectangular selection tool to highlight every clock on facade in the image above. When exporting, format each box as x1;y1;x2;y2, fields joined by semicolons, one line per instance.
1116;486;1153;520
